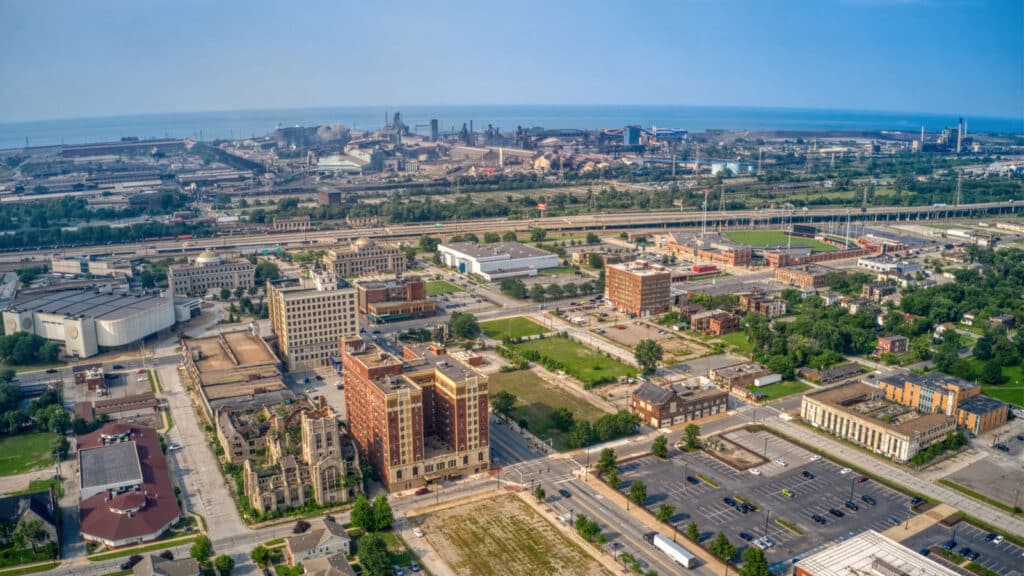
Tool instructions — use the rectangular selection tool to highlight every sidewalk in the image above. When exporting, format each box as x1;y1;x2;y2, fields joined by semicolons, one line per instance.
773;418;1024;536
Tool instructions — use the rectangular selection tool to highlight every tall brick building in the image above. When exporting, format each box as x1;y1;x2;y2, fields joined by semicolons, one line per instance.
605;261;671;316
341;339;490;492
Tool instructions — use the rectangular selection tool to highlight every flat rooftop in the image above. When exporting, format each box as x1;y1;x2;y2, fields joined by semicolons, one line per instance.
186;330;278;370
441;241;554;260
795;529;959;576
807;383;952;435
607;261;670;276
880;370;978;394
778;263;837;275
80;441;143;490
6;289;168;321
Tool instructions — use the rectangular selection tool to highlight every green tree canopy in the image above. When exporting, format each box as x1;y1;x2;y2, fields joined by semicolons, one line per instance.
635;339;663;375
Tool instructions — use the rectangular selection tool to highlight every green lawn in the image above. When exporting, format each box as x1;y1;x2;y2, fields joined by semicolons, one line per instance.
480;317;548;340
512;336;634;388
538;267;576;276
425;280;464;296
87;536;199;561
968;359;1024;406
726;231;838;252
745;381;811;401
0;432;59;477
489;370;609;451
6;477;63;498
721;331;754;354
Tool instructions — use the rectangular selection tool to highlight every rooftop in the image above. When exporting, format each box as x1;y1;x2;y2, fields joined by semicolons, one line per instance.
957;394;1006;415
881;370;978;394
795;529;959;576
713;362;768;379
607;261;671;276
185;330;278;370
440;241;554;260
5;289;169;321
80;441;143;490
806;383;953;435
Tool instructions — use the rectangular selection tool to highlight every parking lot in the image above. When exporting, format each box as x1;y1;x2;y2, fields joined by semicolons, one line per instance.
903;522;1023;576
616;429;918;568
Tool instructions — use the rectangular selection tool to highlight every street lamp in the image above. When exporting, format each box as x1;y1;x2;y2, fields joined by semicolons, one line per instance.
763;508;771;538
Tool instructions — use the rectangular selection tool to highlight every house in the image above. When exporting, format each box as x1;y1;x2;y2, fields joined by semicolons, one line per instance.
303;553;357;576
962;312;976;326
133;555;200;576
875;335;909;356
990;314;1016;329
285;517;352;566
689;309;739;336
0;490;60;555
630;380;728;428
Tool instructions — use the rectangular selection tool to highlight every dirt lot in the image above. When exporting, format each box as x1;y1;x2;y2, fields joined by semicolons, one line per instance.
417;494;612;576
594;316;695;361
703;434;767;471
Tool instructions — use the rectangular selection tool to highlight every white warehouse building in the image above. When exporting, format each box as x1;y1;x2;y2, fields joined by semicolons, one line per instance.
2;289;175;358
438;242;560;281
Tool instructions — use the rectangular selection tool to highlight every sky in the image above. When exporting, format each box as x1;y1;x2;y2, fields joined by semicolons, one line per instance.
0;0;1021;123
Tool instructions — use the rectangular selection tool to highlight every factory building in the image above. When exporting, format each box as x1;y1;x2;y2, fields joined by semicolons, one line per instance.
605;261;671;316
167;251;255;296
2;290;175;358
50;255;133;278
268;270;359;370
438;242;559;281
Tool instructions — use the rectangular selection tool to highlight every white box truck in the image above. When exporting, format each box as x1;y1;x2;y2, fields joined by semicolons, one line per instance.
754;374;783;387
644;532;696;568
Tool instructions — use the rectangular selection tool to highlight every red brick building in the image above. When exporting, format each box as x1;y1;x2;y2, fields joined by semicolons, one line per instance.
875;335;909;355
605;261;671;316
341;339;490;492
355;275;436;324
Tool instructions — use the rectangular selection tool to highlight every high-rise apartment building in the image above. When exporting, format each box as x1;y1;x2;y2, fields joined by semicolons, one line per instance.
605;261;671;316
268;270;359;370
341;338;490;492
322;238;406;278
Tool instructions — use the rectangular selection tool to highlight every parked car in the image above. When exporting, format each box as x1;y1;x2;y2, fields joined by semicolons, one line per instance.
393;567;405;576
809;455;822;461
45;368;58;374
942;540;957;551
113;364;125;370
774;458;788;467
749;468;761;476
409;561;421;572
739;532;754;542
811;514;827;525
845;500;860;511
559;489;571;498
723;497;737;506
910;496;923;507
801;471;815;479
828;508;845;517
413;528;425;538
686;476;700;485
856;476;869;483
839;467;852;474
168;443;182;451
861;495;877;505
120;555;143;570
781;489;794;498
993;535;1005;544
995;443;1010;452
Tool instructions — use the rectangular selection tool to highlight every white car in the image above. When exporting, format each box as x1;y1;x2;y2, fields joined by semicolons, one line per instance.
992;535;1004;544
168;443;182;451
774;458;788;467
839;467;851;475
413;528;425;538
749;468;762;476
809;455;822;461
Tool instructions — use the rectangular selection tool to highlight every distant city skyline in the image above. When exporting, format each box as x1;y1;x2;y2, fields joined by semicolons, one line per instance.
0;0;1021;124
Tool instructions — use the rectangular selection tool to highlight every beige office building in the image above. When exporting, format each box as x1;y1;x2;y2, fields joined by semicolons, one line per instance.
323;238;406;277
268;270;359;371
167;252;255;296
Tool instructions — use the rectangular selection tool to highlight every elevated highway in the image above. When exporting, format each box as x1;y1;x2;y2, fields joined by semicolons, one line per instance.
5;201;1019;263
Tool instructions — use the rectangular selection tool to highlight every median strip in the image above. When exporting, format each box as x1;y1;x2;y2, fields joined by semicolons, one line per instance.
696;474;719;488
775;518;804;535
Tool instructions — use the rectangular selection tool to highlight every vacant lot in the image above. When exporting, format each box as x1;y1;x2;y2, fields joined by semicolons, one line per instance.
720;331;754;354
480;317;548;340
489;370;608;450
726;230;838;252
745;381;811;401
512;336;634;387
0;432;58;477
419;494;612;576
968;359;1023;406
426;280;464;296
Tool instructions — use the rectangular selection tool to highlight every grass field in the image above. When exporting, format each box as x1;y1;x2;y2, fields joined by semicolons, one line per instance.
726;231;838;252
480;317;548;340
0;432;58;477
426;280;464;296
745;381;811;401
721;331;754;354
489;370;608;450
968;359;1023;406
6;477;63;498
512;336;634;387
419;494;612;576
538;267;576;276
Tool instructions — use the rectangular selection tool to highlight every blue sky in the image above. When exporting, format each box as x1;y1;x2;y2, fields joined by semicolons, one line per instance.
0;0;1021;122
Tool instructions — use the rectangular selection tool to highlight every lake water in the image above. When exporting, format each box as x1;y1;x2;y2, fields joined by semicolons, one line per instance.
1;105;1020;150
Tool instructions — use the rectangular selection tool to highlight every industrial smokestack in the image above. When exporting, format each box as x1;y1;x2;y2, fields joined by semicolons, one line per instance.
956;117;963;154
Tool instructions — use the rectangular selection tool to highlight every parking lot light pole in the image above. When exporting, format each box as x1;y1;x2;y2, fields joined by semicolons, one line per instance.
763;509;771;538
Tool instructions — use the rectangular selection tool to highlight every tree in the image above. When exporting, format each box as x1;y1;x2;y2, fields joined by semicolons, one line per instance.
587;252;604;269
596;447;617;476
606;468;619;488
449;311;480;339
190;534;213;564
530;228;547;242
293;519;310;534
686;522;700;542
586;232;601;244
219;287;231;301
483;232;501;243
569;419;593;448
502;231;518;242
635;339;663;375
250;545;270;568
529;284;546;302
533;485;546;502
709;532;736;562
214;554;235;576
350;495;373;531
981;359;1004;385
358;532;391;576
655;503;675;523
550;407;574;431
629;480;647;505
739;547;771;576
491;391;517;417
371;495;394;531
546;283;564;300
563;283;578;299
684;424;701;451
651;435;669;459
418;235;439;253
499;277;527;299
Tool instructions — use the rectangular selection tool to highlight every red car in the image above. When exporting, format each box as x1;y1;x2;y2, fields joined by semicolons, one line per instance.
857;476;869;483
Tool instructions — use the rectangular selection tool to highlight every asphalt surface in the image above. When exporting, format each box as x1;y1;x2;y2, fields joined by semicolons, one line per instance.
903;522;1024;576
